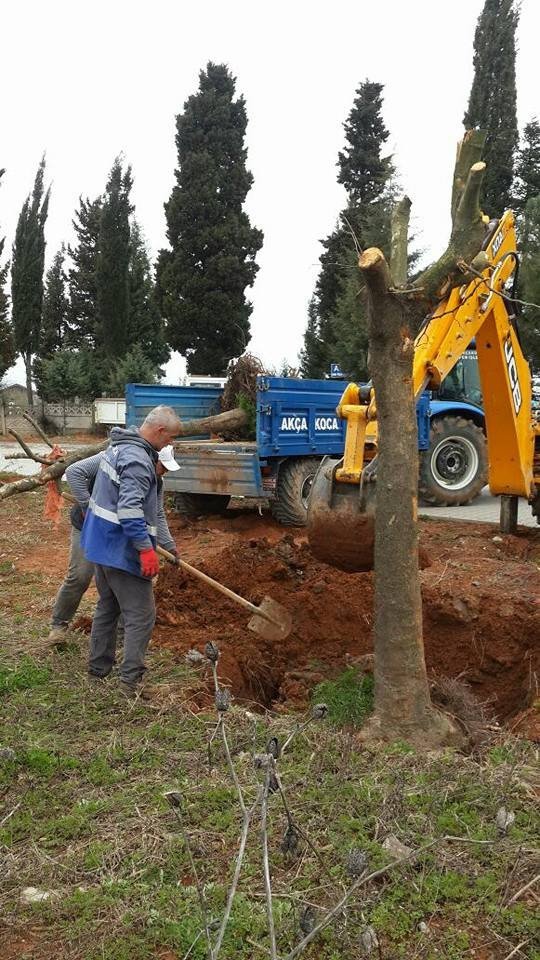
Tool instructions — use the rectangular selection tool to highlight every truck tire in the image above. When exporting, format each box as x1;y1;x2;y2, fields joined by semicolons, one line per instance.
419;416;487;506
170;492;231;517
531;493;540;525
271;458;322;526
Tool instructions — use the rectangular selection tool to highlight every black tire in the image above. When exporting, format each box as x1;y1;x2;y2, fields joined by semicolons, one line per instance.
419;416;487;506
271;458;322;526
170;492;231;517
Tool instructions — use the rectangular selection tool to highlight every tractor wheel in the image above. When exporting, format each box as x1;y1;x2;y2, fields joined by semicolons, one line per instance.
419;416;487;506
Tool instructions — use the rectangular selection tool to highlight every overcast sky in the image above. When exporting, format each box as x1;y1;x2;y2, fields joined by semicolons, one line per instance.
1;0;538;386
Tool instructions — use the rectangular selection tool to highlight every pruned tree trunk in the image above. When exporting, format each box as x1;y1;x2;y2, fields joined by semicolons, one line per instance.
354;131;490;747
0;406;248;501
357;247;459;748
24;353;34;409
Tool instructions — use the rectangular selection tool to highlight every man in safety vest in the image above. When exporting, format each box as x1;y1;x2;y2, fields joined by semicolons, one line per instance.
81;405;182;697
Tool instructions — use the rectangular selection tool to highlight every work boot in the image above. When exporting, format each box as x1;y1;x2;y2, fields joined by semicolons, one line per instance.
117;680;139;701
46;626;68;649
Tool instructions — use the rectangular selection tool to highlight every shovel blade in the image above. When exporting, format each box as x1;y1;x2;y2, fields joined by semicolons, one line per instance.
248;596;292;641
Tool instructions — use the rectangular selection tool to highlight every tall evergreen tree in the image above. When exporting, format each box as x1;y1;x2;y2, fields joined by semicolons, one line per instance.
128;222;169;368
40;245;69;356
514;119;540;215
68;194;102;347
11;157;50;406
0;168;16;381
299;296;328;378
300;81;395;381
517;196;540;369
95;157;133;360
157;62;263;374
33;245;70;395
463;0;519;218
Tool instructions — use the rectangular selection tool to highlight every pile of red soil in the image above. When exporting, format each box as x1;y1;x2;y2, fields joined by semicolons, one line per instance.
154;520;540;720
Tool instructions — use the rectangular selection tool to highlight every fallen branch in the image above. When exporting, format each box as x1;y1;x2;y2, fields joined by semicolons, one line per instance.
7;430;53;465
0;407;248;502
22;411;55;448
0;440;108;501
506;873;540;906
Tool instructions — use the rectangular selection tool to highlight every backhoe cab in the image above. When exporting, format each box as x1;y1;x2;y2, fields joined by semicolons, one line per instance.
307;211;540;572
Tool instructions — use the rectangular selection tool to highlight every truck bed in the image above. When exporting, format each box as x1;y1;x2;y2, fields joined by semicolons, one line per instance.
164;441;263;498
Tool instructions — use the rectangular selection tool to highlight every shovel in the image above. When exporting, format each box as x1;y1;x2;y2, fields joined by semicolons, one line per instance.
157;546;292;641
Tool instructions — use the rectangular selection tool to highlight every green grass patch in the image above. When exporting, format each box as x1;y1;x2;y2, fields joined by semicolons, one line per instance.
312;666;374;726
0;655;50;695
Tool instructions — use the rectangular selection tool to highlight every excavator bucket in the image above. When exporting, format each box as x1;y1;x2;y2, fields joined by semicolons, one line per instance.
307;457;376;572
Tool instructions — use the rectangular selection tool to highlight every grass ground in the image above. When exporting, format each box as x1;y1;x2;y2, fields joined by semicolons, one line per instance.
0;490;539;959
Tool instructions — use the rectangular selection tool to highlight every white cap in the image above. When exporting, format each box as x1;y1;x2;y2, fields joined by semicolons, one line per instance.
158;444;181;471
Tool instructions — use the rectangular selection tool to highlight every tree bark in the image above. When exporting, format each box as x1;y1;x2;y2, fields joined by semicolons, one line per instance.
0;406;248;501
358;248;459;748
390;196;412;287
24;353;34;409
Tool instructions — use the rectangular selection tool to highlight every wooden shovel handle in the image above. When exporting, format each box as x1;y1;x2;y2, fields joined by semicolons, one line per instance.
156;545;277;623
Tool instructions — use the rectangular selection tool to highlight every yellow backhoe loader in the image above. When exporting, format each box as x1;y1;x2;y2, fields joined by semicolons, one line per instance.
307;211;540;572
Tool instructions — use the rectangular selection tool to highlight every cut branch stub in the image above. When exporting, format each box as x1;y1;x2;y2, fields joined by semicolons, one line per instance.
412;130;489;315
450;129;487;224
390;196;411;287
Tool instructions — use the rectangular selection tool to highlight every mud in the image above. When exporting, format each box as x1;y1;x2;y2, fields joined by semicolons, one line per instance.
155;515;540;720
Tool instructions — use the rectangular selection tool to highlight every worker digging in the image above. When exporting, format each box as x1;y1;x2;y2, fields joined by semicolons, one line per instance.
47;436;181;648
76;405;183;698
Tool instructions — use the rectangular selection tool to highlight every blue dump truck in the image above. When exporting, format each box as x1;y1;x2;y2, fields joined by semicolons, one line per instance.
126;349;487;525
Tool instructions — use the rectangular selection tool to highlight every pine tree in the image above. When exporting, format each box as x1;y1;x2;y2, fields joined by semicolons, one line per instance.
95;157;133;361
0;169;16;381
11;157;50;406
107;343;160;395
68;194;102;347
300;81;395;381
157;62;263;375
463;0;519;218
128;222;169;368
514;119;540;215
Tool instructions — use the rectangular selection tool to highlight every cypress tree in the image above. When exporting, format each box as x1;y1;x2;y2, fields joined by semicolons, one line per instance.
517;197;540;369
95;157;133;360
128;222;169;368
40;245;69;356
33;245;69;396
463;0;519;218
11;157;50;406
299;297;328;378
0;169;16;381
68;194;102;347
514;119;540;215
157;62;263;375
300;81;395;381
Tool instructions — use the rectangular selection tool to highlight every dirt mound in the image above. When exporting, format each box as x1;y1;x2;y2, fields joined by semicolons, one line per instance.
154;522;540;719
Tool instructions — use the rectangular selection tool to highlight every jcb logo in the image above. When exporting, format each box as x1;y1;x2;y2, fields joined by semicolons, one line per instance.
492;231;504;255
504;337;522;414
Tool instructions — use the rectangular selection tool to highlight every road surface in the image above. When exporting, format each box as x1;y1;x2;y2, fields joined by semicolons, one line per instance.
420;487;537;527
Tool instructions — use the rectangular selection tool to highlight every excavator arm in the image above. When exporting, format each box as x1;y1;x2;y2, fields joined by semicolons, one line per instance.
307;211;540;571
